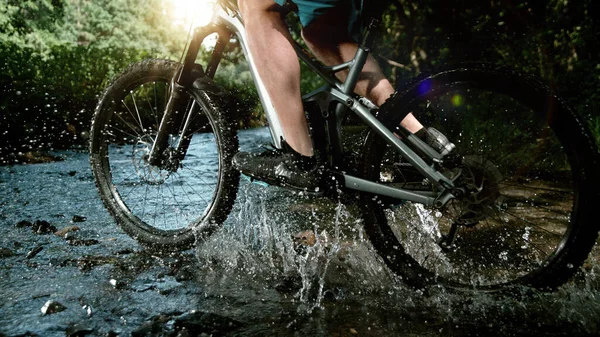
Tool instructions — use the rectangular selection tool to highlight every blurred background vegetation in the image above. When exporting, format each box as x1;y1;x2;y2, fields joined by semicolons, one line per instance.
0;0;598;164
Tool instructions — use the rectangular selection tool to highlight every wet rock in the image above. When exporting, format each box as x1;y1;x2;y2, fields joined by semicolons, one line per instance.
66;238;99;246
26;246;43;259
40;300;67;315
66;324;93;337
76;256;120;271
18;151;63;164
31;220;57;234
294;229;316;246
131;276;183;294
131;312;180;337
67;170;77;176
82;305;93;317
0;247;14;258
173;265;196;282
54;225;80;237
130;281;153;293
63;231;78;241
7;332;40;337
130;321;158;337
115;248;135;255
71;215;87;223
106;330;121;337
16;220;33;228
295;229;316;246
156;278;183;294
109;278;126;289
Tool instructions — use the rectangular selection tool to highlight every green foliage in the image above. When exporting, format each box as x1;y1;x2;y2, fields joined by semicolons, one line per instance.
0;0;192;162
0;41;152;158
0;0;65;49
0;0;598;161
373;0;599;148
0;0;189;55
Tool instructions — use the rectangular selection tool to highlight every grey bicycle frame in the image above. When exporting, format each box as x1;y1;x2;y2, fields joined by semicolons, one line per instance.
208;1;455;208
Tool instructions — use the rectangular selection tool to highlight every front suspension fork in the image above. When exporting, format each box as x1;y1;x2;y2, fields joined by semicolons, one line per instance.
147;24;230;168
147;81;190;168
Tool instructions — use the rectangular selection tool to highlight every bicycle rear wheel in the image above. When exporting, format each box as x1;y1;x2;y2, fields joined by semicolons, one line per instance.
361;65;600;289
90;59;239;250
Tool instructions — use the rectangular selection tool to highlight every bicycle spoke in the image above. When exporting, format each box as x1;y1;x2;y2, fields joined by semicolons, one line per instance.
151;182;161;228
190;123;211;135
174;175;211;215
479;215;551;262
180;162;217;187
113;111;143;139
498;194;571;217
129;90;146;133
163;176;183;212
173;171;211;206
498;182;572;195
151;82;161;128
492;207;564;238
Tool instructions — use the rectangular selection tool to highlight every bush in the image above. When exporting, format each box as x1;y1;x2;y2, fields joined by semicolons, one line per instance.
0;42;152;163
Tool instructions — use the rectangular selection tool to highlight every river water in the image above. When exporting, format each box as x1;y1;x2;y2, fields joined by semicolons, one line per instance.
1;127;599;336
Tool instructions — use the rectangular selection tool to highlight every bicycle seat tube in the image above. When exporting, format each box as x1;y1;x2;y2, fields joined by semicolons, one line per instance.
305;19;377;167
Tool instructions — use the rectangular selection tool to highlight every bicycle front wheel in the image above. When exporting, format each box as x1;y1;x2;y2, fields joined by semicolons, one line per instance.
90;59;239;250
361;65;599;290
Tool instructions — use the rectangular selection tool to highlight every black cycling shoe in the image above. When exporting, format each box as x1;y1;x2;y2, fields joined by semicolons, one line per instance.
417;127;456;156
232;143;323;194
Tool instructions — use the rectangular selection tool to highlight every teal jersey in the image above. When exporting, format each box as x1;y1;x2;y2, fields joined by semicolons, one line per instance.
274;0;355;27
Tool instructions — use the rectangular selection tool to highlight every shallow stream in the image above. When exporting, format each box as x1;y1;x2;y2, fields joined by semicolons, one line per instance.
1;128;599;336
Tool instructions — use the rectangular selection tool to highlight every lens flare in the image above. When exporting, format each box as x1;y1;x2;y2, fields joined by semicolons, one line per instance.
451;94;464;107
418;80;432;96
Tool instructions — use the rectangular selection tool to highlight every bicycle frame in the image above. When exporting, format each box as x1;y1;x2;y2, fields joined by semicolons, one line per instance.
151;0;457;208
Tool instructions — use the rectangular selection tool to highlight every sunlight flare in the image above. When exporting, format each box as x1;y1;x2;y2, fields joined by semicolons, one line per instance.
169;0;215;28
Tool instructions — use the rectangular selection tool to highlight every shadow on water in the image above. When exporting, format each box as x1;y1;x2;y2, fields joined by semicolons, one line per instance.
0;128;599;336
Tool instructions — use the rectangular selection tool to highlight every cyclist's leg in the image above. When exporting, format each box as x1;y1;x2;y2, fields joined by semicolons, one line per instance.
238;0;313;157
301;4;423;133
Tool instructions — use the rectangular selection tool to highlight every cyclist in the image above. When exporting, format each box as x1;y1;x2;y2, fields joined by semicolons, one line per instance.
233;0;454;192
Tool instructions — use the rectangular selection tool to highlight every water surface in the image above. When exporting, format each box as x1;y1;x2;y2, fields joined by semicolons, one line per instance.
0;127;598;336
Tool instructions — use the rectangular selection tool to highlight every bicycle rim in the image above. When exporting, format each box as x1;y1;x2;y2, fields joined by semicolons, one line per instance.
362;68;598;289
94;67;224;238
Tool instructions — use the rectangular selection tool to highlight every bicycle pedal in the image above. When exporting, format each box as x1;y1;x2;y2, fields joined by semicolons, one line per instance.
241;173;270;188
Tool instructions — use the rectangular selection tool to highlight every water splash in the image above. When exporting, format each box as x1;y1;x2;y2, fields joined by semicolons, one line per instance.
194;182;397;311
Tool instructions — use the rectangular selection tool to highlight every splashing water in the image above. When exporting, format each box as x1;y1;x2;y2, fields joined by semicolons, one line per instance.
192;173;600;334
194;180;396;312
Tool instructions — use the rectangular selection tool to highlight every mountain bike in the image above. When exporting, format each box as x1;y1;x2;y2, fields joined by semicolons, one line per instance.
89;0;600;290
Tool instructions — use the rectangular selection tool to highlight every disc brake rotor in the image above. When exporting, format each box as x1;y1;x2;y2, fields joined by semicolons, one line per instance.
453;155;503;226
132;139;171;184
